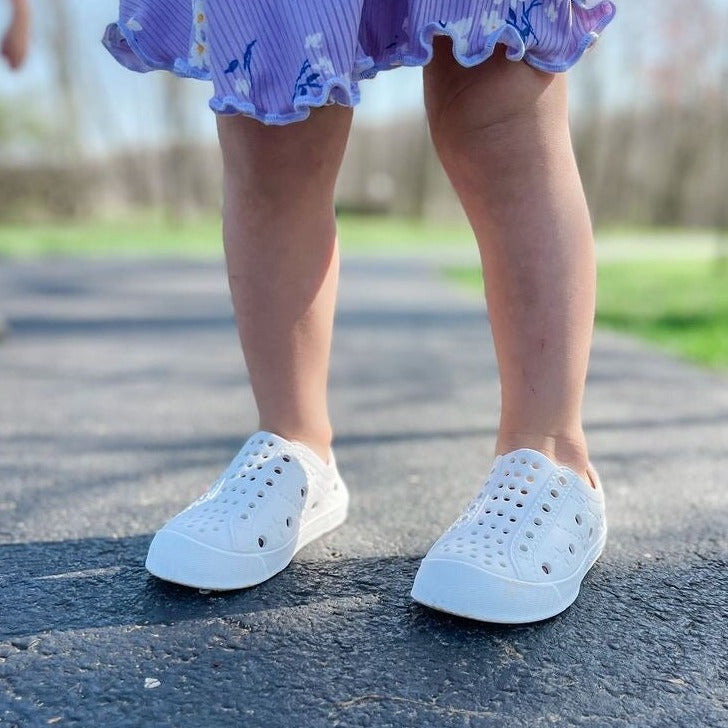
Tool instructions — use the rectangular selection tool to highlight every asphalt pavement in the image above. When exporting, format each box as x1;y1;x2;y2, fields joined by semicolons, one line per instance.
0;255;726;727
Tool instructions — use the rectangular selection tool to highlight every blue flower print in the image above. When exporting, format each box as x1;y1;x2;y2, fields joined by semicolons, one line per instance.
507;1;543;44
292;59;322;101
225;39;257;98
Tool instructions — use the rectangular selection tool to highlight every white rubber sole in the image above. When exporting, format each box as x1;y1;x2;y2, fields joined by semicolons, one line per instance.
145;496;348;591
411;533;606;624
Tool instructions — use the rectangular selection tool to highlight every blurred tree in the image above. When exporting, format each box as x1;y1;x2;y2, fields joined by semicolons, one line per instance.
46;0;79;154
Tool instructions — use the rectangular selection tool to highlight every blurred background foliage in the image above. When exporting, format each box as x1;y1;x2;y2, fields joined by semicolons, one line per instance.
0;0;727;368
0;0;726;228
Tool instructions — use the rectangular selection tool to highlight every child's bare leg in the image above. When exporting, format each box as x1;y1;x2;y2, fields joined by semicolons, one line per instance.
424;40;595;480
216;106;353;463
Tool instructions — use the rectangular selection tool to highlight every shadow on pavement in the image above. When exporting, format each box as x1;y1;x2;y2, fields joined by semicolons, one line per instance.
1;535;725;643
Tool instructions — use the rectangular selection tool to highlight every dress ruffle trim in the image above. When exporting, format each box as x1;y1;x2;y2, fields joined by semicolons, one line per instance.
104;1;616;126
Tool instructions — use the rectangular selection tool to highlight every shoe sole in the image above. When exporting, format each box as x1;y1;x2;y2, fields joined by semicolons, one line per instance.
145;493;348;591
410;532;606;624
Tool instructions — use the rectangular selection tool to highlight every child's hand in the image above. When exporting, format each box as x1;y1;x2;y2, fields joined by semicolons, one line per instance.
2;0;30;70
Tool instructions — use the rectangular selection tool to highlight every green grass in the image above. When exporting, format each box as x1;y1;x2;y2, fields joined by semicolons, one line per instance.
2;214;726;370
596;260;728;368
0;212;475;258
446;259;728;370
0;214;224;258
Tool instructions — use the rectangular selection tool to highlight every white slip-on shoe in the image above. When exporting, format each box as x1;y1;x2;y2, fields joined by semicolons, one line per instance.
411;448;607;624
145;430;349;590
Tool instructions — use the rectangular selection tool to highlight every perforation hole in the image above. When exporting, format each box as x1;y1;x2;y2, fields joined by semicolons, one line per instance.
516;502;524;508
240;513;249;520
589;526;594;539
286;516;292;528
550;489;559;498
311;501;319;510
575;513;583;526
534;517;543;526
301;487;306;498
248;502;256;509
503;496;510;502
497;510;504;517
542;503;551;513
257;491;264;498
558;476;567;486
568;543;575;555
265;479;274;487
542;562;551;575
526;476;534;483
249;476;256;481
520;488;529;495
274;467;283;475
485;509;492;515
282;454;291;462
492;495;498;501
496;537;504;545
510;457;516;464
257;536;266;548
509;517;517;523
478;519;485;526
526;530;534;539
498;483;505;489
532;462;540;470
519;544;528;552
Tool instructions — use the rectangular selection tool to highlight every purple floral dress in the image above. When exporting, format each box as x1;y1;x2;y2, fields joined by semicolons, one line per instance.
104;0;615;125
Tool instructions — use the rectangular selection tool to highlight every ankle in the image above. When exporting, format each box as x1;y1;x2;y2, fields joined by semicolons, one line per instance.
258;421;333;465
495;430;590;483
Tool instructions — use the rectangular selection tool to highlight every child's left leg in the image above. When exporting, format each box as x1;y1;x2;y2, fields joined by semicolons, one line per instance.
423;40;595;481
410;40;607;623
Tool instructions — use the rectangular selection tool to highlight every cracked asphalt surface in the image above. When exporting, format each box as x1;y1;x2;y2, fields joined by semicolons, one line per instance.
1;256;727;727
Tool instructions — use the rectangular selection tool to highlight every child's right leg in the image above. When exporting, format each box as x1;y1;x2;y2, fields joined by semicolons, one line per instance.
144;106;353;590
216;106;354;464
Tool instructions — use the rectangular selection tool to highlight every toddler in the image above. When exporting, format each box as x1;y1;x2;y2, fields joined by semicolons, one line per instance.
103;0;616;624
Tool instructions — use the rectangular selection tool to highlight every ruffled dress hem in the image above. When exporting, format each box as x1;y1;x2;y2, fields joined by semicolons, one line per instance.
103;2;616;126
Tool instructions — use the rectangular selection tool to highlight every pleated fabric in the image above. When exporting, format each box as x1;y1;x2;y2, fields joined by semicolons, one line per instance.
103;0;616;125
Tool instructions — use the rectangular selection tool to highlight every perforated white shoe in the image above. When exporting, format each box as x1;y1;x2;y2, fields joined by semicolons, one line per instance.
411;448;607;623
145;431;349;590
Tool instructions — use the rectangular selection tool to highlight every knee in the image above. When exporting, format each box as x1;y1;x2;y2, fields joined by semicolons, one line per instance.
425;49;564;172
217;106;352;203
